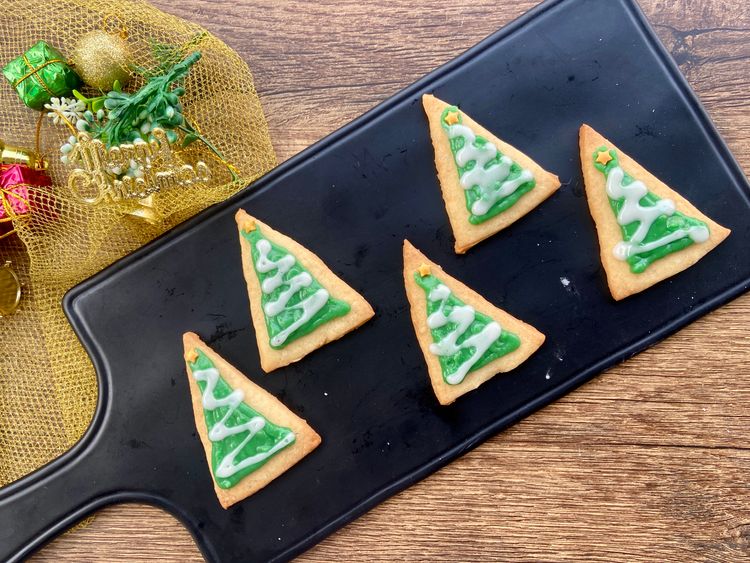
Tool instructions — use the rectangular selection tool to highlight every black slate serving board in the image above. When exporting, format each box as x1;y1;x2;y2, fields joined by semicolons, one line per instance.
1;0;749;561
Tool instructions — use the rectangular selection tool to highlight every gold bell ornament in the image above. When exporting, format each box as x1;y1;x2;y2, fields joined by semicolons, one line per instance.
0;139;40;168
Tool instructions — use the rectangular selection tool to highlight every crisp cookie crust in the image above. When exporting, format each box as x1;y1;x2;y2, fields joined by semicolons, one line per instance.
422;94;561;254
182;332;321;509
402;240;545;405
579;124;731;300
235;209;375;372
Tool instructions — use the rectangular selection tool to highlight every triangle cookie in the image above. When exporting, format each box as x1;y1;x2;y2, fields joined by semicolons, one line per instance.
423;94;561;254
235;209;374;372
579;124;731;300
182;332;321;509
403;240;545;405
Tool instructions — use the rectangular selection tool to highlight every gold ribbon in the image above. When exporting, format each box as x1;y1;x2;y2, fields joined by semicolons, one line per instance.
102;13;129;40
0;182;32;240
13;55;64;96
182;117;241;180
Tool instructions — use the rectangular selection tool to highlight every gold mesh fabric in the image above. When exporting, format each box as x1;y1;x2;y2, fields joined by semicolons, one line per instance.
0;0;276;490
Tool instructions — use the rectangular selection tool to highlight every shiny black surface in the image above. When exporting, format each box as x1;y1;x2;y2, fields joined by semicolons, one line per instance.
1;0;749;561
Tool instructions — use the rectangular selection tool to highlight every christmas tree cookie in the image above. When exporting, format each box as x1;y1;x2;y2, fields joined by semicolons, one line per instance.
235;209;374;372
403;240;545;405
182;332;321;508
579;125;731;300
422;94;561;254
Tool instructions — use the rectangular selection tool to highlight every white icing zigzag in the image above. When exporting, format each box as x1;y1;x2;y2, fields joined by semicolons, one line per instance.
605;166;709;260
426;283;502;385
192;367;295;479
446;122;534;217
255;238;329;347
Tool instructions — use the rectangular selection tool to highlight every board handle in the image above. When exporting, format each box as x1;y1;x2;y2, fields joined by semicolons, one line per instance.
0;440;106;562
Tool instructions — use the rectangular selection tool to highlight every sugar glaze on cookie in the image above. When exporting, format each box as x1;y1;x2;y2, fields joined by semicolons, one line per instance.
592;145;712;274
192;364;296;479
446;120;534;217
414;268;521;387
604;164;709;261
255;238;330;347
425;283;502;385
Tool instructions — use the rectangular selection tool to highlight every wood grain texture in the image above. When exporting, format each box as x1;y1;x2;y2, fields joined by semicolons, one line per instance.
32;0;750;561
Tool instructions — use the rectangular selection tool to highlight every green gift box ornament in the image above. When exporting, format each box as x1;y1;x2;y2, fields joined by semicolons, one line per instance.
3;41;81;110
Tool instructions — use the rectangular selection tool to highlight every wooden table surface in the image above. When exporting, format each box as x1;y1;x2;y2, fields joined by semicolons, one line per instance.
33;0;750;561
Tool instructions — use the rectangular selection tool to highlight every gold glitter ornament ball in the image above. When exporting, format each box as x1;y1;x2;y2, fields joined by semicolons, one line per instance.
72;31;132;91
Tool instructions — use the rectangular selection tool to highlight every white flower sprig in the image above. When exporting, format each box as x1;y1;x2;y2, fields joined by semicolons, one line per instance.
44;97;86;125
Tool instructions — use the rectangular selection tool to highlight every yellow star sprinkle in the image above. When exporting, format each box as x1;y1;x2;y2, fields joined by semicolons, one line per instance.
417;263;431;277
241;218;256;233
444;111;460;125
595;150;613;166
185;349;199;363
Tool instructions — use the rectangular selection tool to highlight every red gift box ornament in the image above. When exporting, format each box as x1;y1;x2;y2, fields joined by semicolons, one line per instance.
0;159;52;239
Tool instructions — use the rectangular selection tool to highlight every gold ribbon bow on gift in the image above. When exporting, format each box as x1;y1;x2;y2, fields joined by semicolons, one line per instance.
12;55;65;95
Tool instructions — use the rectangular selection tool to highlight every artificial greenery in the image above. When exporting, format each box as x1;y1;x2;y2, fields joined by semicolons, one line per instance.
67;47;235;179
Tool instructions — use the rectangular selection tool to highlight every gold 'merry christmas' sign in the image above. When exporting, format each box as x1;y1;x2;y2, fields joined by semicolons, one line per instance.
66;128;211;204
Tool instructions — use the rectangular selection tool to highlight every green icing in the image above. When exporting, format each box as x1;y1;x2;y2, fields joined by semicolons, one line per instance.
415;272;520;384
441;106;535;225
594;147;709;273
189;350;295;489
242;226;350;349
